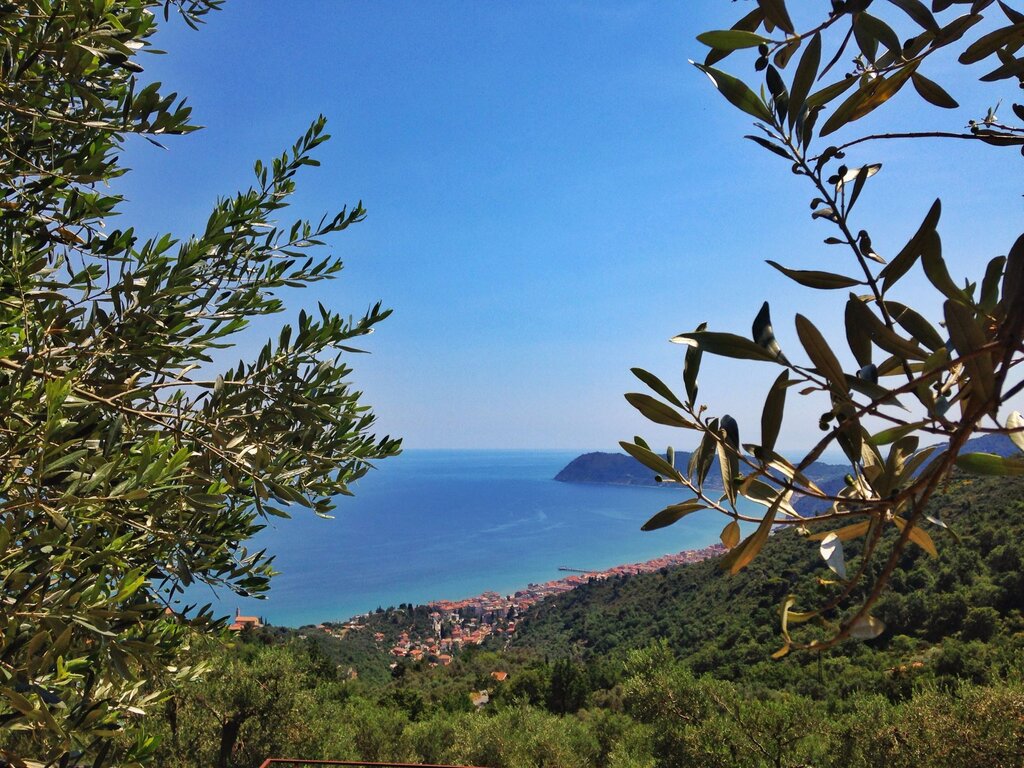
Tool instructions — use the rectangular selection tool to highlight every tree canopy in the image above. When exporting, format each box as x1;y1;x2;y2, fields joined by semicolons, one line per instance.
0;1;398;764
624;1;1024;654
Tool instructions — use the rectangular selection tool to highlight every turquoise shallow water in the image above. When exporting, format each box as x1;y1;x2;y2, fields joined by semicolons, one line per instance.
196;450;749;627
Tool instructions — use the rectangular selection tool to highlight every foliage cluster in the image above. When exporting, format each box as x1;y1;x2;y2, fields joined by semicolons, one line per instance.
622;0;1024;655
0;2;397;764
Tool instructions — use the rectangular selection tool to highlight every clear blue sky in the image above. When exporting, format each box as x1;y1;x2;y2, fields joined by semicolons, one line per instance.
117;2;1022;451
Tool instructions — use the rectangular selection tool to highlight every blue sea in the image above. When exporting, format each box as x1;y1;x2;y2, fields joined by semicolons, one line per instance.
199;450;751;627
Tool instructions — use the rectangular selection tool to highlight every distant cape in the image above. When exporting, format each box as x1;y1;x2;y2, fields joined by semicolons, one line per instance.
553;450;847;515
553;452;667;488
553;433;1020;514
553;450;847;494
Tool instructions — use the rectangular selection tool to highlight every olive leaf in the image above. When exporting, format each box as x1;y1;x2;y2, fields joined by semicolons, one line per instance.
921;231;968;302
760;370;789;455
718;415;741;505
788;33;821;128
720;519;742;549
683;321;707;406
673;330;778;362
820;63;918;136
720;495;781;574
624;393;696;429
692;62;774;122
757;0;795;34
911;72;959;108
705;6;765;66
980;255;1005;312
958;20;1024;65
795;314;848;398
846;295;929;361
888;0;940;32
630;368;685;408
620;440;684;482
944;300;995;410
642;501;706;531
752;301;789;363
892;516;938;557
956;452;1024;475
696;30;770;51
883;301;945;351
766;260;862;289
807;520;871;542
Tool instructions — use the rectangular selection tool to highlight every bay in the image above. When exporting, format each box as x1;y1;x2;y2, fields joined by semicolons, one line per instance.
198;449;747;627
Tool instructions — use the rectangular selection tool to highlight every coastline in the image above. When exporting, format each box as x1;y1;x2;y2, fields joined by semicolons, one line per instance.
322;542;727;662
429;542;726;616
215;450;735;628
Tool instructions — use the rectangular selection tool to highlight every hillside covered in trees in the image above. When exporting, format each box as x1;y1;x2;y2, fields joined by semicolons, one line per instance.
149;474;1024;767
510;473;1024;692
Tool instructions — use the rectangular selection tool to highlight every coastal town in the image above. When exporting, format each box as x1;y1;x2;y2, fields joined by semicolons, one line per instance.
319;543;726;667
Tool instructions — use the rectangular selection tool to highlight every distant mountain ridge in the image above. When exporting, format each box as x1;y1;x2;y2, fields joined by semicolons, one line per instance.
553;450;850;506
554;434;1020;515
958;432;1021;457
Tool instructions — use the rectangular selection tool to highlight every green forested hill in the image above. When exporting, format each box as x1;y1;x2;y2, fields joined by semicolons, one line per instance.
150;474;1024;768
508;474;1024;695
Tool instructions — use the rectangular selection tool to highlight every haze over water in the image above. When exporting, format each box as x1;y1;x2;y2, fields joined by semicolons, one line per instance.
203;450;751;627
